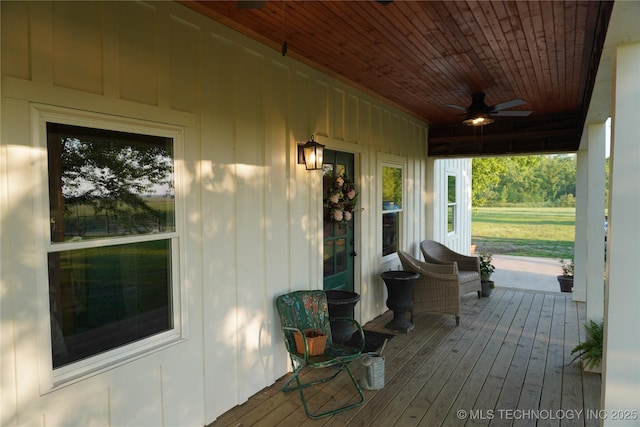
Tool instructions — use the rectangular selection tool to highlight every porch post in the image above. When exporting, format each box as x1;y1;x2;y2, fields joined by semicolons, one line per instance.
573;149;587;301
424;156;436;241
584;123;606;324
602;42;640;420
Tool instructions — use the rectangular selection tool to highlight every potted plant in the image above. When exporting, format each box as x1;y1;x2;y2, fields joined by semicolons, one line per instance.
570;319;603;371
479;252;495;297
557;258;574;293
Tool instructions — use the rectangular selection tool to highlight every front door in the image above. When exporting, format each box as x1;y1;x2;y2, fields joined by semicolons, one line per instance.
322;150;355;292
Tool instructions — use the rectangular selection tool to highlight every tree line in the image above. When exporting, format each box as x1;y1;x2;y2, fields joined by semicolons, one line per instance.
472;155;579;207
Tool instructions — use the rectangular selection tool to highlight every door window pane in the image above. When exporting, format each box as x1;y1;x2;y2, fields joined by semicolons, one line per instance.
335;238;347;273
323;241;335;277
324;220;335;238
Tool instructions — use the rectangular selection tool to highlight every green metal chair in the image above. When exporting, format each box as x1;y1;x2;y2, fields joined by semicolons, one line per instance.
275;290;365;419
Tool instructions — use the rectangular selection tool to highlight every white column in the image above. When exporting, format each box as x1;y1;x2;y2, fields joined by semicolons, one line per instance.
585;123;606;323
424;157;438;241
573;148;588;301
602;42;640;424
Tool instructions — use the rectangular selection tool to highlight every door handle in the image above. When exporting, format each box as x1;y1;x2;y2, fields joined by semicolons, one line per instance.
350;251;358;257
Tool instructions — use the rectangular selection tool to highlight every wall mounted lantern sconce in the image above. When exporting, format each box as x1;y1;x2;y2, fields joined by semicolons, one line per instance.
298;135;325;170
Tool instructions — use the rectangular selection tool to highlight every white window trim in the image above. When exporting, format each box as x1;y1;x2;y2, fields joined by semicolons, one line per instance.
31;104;187;392
378;153;406;261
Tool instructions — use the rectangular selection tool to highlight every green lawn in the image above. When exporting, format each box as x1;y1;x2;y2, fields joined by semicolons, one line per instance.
471;207;575;259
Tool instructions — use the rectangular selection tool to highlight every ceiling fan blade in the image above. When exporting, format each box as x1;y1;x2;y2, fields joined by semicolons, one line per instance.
445;104;467;111
492;98;527;111
491;110;533;117
237;0;266;9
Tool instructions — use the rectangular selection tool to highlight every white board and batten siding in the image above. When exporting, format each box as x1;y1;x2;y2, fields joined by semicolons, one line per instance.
431;158;473;255
0;2;471;425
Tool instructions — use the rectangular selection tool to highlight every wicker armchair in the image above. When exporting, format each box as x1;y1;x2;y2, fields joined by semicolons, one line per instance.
420;240;482;299
398;250;469;326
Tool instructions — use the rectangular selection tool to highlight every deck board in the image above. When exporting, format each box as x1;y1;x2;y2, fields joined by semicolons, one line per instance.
512;294;555;427
207;289;601;427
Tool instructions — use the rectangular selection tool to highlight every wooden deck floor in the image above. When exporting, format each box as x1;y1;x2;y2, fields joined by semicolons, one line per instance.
209;288;601;427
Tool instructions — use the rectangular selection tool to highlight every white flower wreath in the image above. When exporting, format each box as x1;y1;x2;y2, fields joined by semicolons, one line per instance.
325;175;359;225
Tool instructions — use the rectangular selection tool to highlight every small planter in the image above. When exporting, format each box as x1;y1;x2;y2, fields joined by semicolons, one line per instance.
557;275;573;293
294;329;327;356
481;280;494;297
479;253;495;297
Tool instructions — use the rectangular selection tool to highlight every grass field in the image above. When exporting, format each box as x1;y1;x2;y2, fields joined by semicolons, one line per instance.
471;207;575;259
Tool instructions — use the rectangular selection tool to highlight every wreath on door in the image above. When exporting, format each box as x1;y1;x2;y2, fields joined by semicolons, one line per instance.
325;175;359;225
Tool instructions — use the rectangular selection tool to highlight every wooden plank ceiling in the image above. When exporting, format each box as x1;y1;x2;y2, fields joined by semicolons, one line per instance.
181;1;613;157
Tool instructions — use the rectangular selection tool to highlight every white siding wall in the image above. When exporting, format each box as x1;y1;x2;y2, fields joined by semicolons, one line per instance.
425;157;473;256
0;2;470;425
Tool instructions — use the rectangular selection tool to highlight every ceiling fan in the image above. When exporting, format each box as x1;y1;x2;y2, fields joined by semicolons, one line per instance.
236;0;393;9
446;93;532;126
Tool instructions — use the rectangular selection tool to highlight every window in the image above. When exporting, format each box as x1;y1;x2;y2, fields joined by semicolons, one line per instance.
381;164;403;257
447;174;457;233
38;113;183;385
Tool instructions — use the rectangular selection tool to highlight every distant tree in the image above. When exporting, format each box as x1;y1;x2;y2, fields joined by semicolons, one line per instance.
498;156;543;204
540;155;576;205
472;155;576;206
471;157;508;206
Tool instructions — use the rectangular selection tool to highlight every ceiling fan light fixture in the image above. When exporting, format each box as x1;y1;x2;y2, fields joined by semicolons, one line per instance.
463;114;494;127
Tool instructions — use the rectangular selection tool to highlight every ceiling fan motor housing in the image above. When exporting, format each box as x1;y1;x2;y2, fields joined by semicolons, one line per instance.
467;93;493;115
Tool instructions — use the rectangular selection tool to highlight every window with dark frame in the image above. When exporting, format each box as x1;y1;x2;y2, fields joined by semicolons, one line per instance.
46;123;176;369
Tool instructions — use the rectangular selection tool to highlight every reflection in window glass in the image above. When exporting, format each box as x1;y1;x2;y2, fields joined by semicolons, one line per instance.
448;206;455;233
47;123;174;243
447;175;456;233
323;220;335;238
336;238;347;273
322;163;334;177
382;166;402;209
49;240;172;368
382;165;402;256
382;212;399;256
448;175;456;203
323;241;335;277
